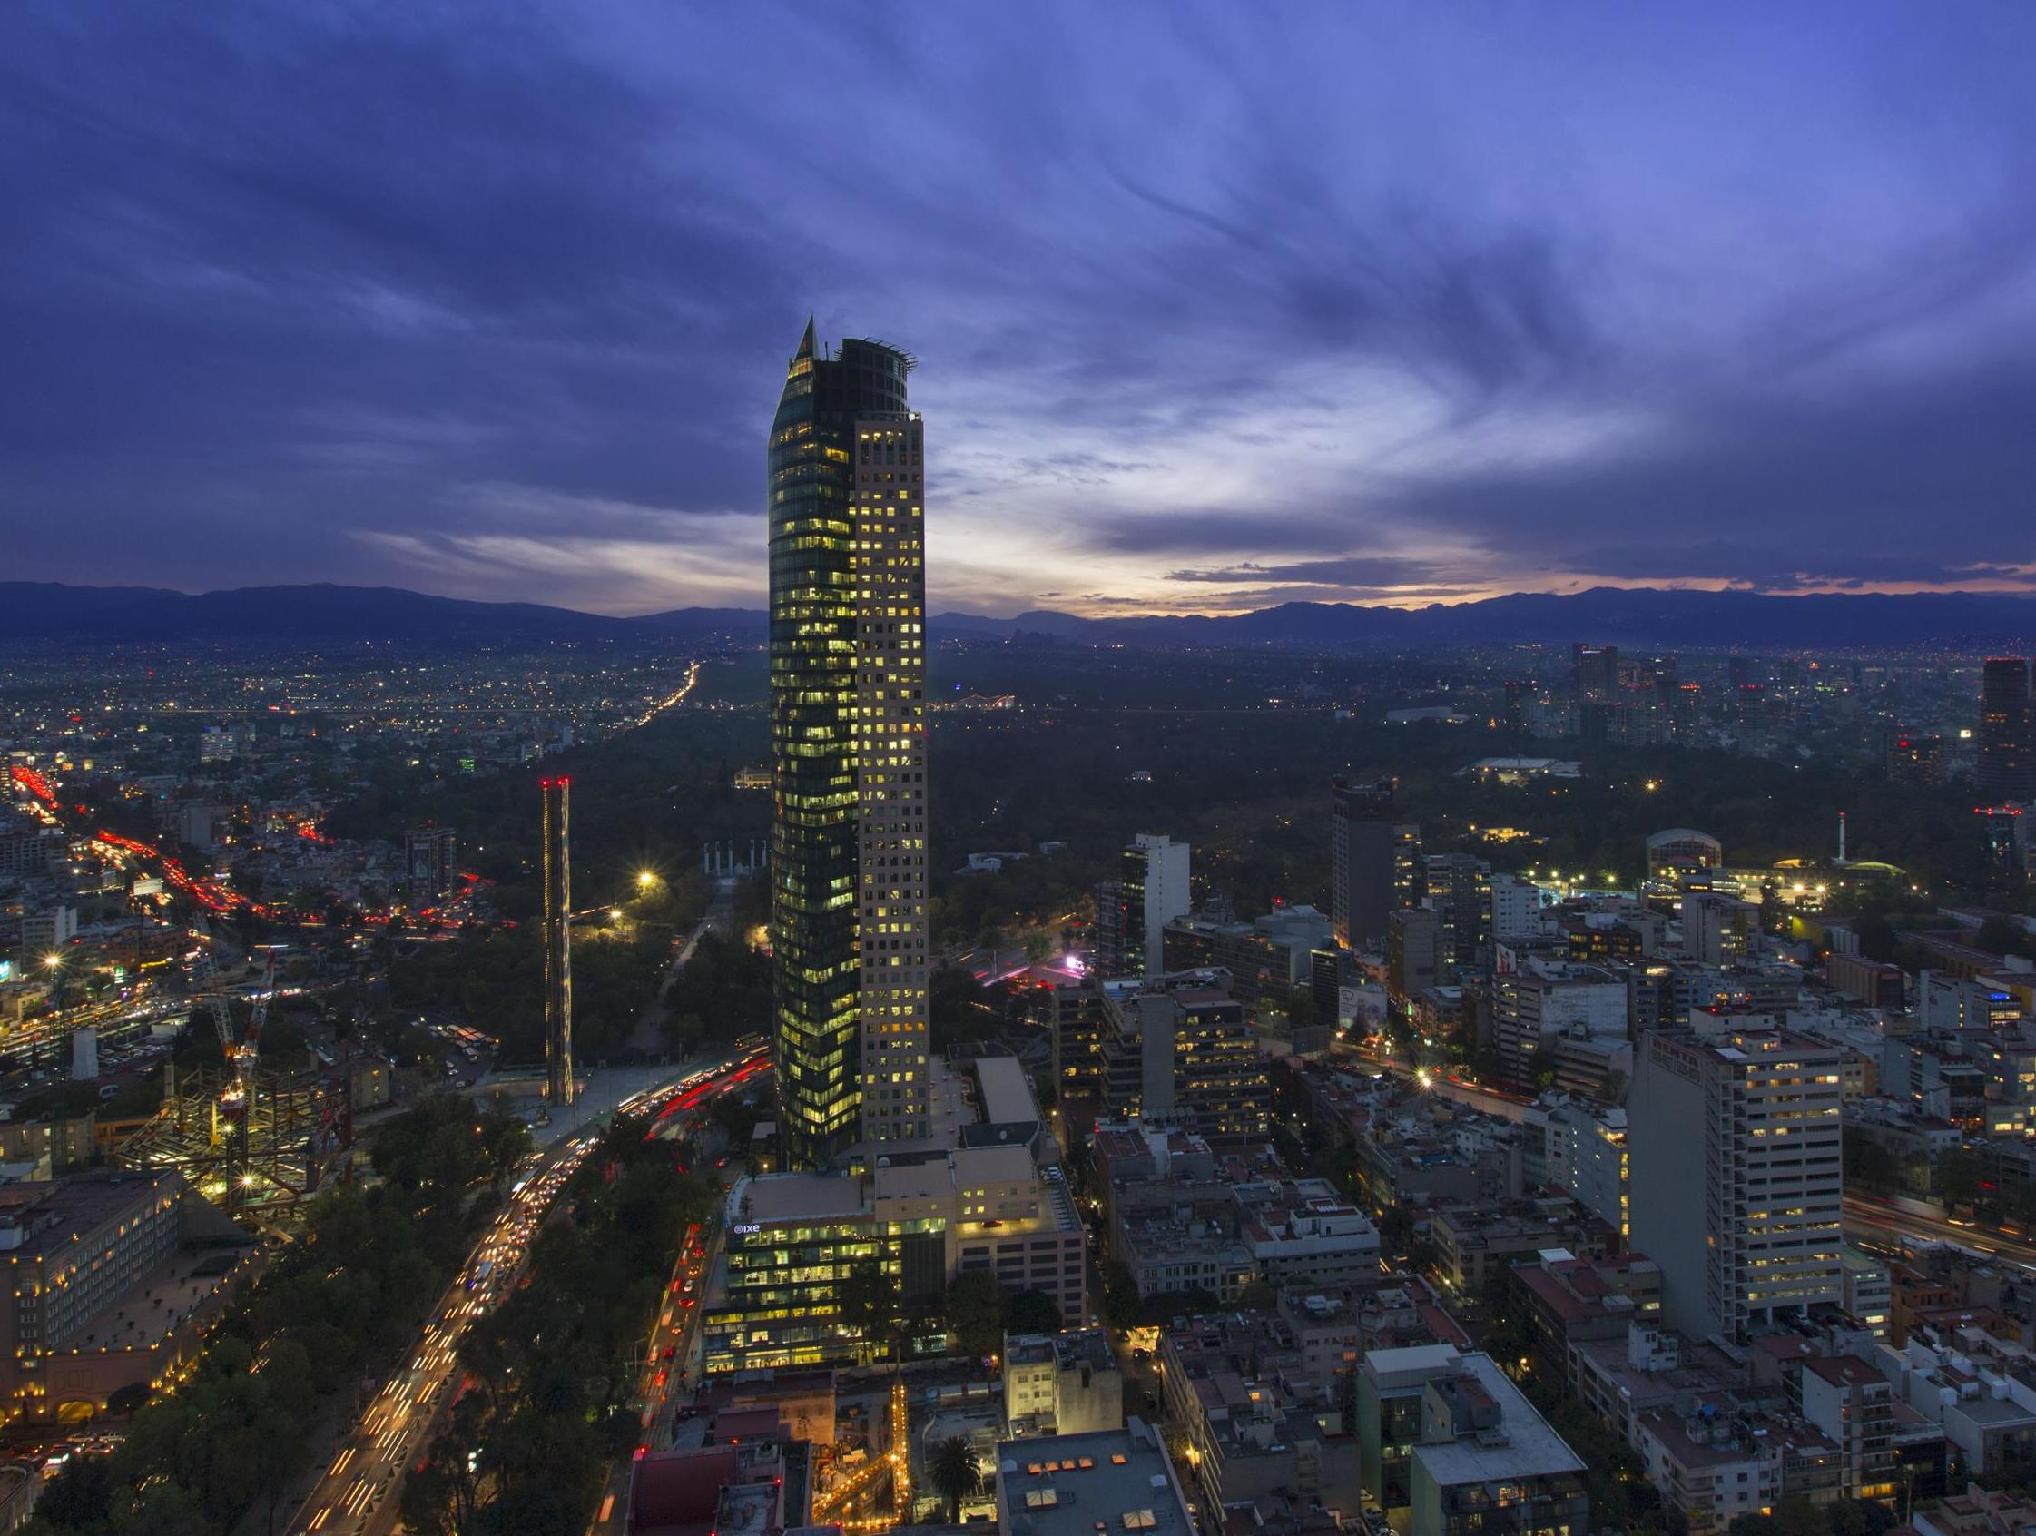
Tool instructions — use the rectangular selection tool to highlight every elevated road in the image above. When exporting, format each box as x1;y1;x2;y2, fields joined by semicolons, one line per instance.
1844;1192;2036;1274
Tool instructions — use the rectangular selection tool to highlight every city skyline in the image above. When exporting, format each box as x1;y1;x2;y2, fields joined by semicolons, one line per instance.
7;4;2036;617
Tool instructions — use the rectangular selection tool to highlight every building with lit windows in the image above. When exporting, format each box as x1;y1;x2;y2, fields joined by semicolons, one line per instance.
1979;657;2033;803
0;1171;250;1422
701;1144;1086;1377
1097;983;1268;1141
700;1059;1086;1375
1630;1018;1845;1343
766;323;930;1169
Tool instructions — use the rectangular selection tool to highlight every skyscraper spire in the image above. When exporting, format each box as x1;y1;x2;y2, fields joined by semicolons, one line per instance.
794;315;817;362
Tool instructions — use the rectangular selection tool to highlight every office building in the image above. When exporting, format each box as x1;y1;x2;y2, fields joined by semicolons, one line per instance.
1492;960;1628;1091
1978;658;2033;803
703;1141;1085;1376
1886;732;1946;786
1681;892;1758;965
1630;1020;1845;1342
1331;777;1420;950
767;324;930;1168
405;825;457;897
1048;977;1110;1139
1422;853;1492;977
1489;873;1543;943
1978;805;2027;885
0;1172;249;1421
18;907;76;958
1160;903;1332;1003
540;776;574;1108
1097;983;1268;1140
1387;907;1442;1013
1573;643;1619;701
1097;834;1191;980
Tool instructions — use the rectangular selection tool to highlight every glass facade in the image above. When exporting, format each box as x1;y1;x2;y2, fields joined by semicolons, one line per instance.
767;323;924;1170
701;1213;947;1376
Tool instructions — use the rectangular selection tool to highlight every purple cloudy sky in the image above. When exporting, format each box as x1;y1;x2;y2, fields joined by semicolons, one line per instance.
4;3;2035;616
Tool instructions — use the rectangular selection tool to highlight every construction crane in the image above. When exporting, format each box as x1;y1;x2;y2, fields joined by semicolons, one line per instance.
215;953;275;1118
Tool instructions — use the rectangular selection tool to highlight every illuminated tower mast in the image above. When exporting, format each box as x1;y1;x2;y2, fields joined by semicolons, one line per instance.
767;322;930;1170
541;776;576;1107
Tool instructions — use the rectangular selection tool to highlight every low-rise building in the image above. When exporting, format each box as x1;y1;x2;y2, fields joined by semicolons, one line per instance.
1511;1250;1664;1390
1913;1483;2036;1536
1427;1199;1608;1320
992;1420;1195;1536
1004;1329;1123;1440
1159;1311;1362;1521
1358;1345;1588;1536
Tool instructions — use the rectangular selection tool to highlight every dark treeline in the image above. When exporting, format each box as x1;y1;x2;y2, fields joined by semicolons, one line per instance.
30;1096;530;1536
399;1119;718;1536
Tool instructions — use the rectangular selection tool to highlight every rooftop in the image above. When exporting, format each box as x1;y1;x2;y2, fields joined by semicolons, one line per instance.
0;1171;173;1261
996;1419;1192;1536
979;1055;1042;1125
730;1173;866;1226
66;1245;246;1352
1411;1354;1586;1486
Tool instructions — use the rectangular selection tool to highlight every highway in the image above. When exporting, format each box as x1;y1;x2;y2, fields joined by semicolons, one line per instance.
1845;1192;2036;1274
294;1141;584;1536
287;1047;755;1536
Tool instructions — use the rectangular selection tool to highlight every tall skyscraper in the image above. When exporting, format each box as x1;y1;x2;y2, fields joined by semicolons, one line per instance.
1630;1020;1844;1342
539;777;574;1107
768;324;929;1170
1979;657;2033;802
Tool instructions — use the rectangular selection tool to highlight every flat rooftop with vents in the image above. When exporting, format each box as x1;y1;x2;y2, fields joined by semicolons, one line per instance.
994;1418;1194;1536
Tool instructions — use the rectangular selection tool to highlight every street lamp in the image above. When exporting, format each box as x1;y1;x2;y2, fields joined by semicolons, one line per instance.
42;952;63;972
637;869;659;891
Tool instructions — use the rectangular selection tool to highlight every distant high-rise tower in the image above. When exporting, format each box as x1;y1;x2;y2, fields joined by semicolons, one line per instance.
540;777;575;1107
1571;643;1618;701
1330;777;1419;950
768;323;929;1170
1978;657;2033;802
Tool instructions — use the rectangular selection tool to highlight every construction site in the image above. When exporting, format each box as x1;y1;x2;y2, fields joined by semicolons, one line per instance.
114;962;357;1225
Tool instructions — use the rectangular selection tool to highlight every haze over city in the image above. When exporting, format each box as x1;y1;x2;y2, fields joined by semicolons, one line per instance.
7;3;2036;615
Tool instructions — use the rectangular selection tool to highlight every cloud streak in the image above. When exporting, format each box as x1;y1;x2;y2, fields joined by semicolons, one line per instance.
3;2;2036;612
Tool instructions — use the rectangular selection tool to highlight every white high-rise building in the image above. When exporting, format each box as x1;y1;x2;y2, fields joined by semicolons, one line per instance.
1630;1017;1844;1341
1127;833;1191;980
1489;873;1544;942
851;413;931;1148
